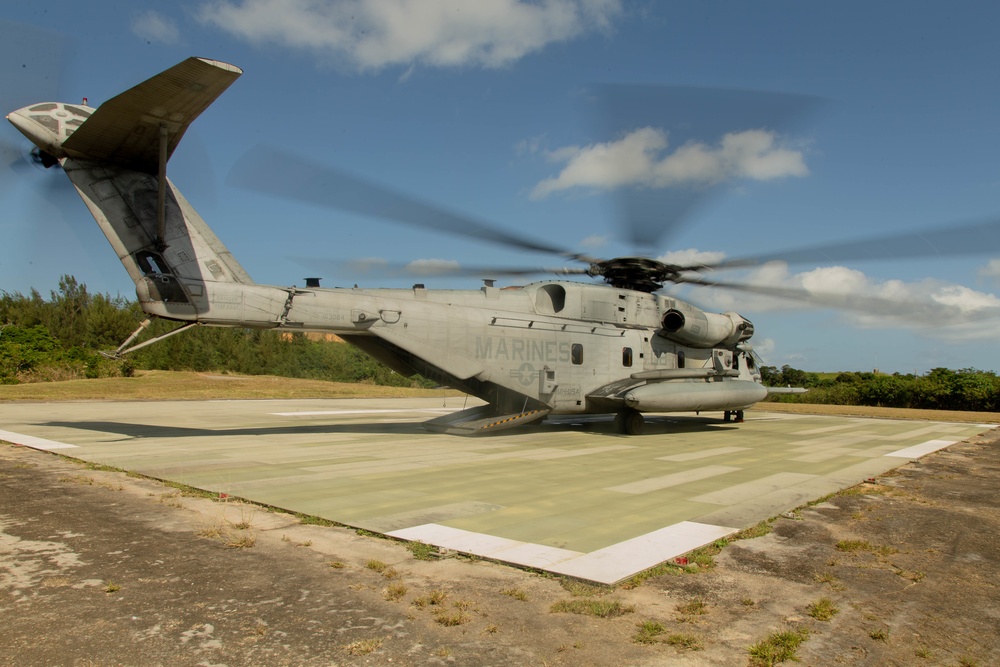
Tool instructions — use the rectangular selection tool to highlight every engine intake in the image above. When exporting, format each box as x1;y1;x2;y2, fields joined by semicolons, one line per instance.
658;308;754;348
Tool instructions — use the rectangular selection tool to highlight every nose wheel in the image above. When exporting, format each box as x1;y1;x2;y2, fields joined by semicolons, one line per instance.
615;408;645;435
723;410;745;423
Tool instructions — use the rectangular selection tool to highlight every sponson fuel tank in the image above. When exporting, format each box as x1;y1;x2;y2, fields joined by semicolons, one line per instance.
623;380;767;412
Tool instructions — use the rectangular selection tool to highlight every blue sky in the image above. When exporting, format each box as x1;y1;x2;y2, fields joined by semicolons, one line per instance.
2;1;1000;374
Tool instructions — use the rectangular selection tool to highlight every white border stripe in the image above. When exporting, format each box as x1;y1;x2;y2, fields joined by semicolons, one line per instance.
0;429;79;450
885;439;955;459
387;520;737;585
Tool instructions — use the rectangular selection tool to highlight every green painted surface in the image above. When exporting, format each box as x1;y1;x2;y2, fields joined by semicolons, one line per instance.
0;398;992;554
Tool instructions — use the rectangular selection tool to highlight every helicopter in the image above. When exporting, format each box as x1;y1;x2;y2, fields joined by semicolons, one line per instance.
6;57;999;435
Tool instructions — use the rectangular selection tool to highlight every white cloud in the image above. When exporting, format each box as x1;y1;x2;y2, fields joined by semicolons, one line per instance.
979;258;1000;283
132;10;180;44
197;0;622;70
531;127;808;199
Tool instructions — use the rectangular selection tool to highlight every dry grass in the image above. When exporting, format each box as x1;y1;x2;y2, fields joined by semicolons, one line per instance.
0;370;463;402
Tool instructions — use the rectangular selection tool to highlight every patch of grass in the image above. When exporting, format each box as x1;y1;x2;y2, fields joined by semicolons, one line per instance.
297;513;337;527
104;581;120;593
500;587;528;601
741;598;756;607
869;627;890;642
383;583;407;601
406;540;437;560
226;532;257;549
343;637;383;655
675;598;708;621
433;610;469;626
666;633;703;651
550;599;635;618
807;597;839;621
327;561;346;569
559;580;610;597
413;589;448;608
483;624;499;635
957;656;980;667
747;627;809;667
914;646;933;659
835;539;898;556
365;559;388;573
734;519;774;541
632;620;665;645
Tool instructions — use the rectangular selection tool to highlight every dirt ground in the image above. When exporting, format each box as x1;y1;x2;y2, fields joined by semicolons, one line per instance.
2;423;999;667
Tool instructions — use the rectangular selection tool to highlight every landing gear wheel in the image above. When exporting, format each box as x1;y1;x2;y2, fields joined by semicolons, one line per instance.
615;408;645;435
723;410;732;422
734;410;745;423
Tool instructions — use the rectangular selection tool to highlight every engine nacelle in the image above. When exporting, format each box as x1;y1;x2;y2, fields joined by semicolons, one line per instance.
657;308;754;349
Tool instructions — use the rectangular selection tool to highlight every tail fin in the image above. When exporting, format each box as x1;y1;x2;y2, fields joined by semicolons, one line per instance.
7;58;257;322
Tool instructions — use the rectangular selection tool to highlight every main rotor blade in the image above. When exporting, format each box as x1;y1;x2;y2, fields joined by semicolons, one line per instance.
228;144;576;258
293;256;591;281
676;276;1000;322
696;216;1000;272
594;85;824;251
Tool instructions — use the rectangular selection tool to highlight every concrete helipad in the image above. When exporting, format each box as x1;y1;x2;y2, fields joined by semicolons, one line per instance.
0;398;993;584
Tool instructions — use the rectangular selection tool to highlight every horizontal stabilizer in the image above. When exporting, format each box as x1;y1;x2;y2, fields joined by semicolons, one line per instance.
62;57;241;172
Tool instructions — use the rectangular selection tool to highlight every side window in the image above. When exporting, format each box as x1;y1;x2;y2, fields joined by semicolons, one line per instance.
622;347;633;367
571;343;583;365
677;350;685;369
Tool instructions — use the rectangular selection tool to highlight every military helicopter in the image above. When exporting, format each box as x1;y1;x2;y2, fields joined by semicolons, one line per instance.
7;57;999;435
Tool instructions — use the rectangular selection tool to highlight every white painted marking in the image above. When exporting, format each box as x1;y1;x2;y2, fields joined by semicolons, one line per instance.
386;524;583;567
885;439;956;459
551;521;738;584
605;466;741;495
270;408;459;416
0;430;78;450
658;447;749;462
387;520;738;585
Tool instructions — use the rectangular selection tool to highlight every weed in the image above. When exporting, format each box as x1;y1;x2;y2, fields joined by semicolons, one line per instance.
483;624;499;635
433;610;469;626
383;583;407;601
836;540;898;556
327;561;345;569
226;533;257;549
747;627;809;667
957;656;980;667
104;581;121;593
297;513;336;527
407;540;437;560
550;599;635;618
914;646;932;659
807;597;839;621
296;540;313;548
869;628;890;642
559;579;610;597
734;519;774;541
501;587;528;601
343;637;383;655
365;559;388;573
666;633;703;651
675;598;708;621
632;620;665;645
436;647;452;658
413;589;448;608
251;620;268;636
741;598;756;607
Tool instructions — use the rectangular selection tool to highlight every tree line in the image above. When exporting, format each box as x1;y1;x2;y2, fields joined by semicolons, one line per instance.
760;364;1000;413
0;275;431;387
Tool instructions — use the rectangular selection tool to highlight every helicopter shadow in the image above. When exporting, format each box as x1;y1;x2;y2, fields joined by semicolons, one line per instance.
40;414;736;443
